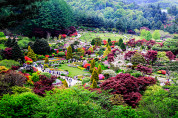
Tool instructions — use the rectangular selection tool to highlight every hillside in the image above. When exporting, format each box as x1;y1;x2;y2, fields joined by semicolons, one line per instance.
66;0;177;34
124;0;178;8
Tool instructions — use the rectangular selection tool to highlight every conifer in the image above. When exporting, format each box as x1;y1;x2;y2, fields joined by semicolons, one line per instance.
66;46;73;60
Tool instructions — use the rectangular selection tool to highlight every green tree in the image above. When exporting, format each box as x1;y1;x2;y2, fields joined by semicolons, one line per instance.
44;57;49;63
152;30;161;40
27;46;37;61
90;59;95;73
33;0;73;31
107;45;111;51
120;43;126;51
32;39;50;55
11;42;24;62
131;53;146;66
97;65;102;74
140;29;147;39
90;68;99;83
91;79;97;89
145;31;152;41
118;38;123;46
66;46;72;60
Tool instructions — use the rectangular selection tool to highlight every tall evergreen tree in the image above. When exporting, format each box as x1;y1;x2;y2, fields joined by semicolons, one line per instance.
27;46;37;61
66;46;72;60
118;38;123;46
33;0;73;31
145;31;152;41
97;65;102;74
11;42;23;61
90;68;99;84
90;59;95;73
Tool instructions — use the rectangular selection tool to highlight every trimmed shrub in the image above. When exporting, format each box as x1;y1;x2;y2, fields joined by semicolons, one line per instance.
32;39;50;55
0;70;26;96
131;52;145;66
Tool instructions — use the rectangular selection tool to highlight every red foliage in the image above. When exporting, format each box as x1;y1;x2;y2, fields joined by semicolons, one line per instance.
127;38;136;47
33;75;56;96
11;66;20;70
68;26;76;33
3;48;13;59
85;50;92;55
157;42;164;47
111;49;121;55
107;53;114;62
166;51;175;60
123;92;142;108
83;84;102;93
145;50;157;64
146;40;156;47
124;51;137;60
100;73;156;107
135;39;147;46
136;64;152;75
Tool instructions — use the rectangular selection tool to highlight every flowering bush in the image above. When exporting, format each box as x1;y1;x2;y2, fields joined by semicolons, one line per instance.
25;56;33;64
157;70;166;75
166;51;175;60
107;53;114;62
136;64;152;75
61;34;67;39
127;38;136;47
83;63;91;68
124;51;137;60
102;69;116;79
145;50;157;65
146;40;156;47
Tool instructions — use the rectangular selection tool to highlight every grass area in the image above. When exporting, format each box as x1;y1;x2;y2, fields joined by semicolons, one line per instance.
79;32;141;42
58;63;90;77
0;44;6;50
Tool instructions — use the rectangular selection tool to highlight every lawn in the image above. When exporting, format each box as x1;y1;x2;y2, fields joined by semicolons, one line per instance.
79;32;141;42
58;63;90;77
